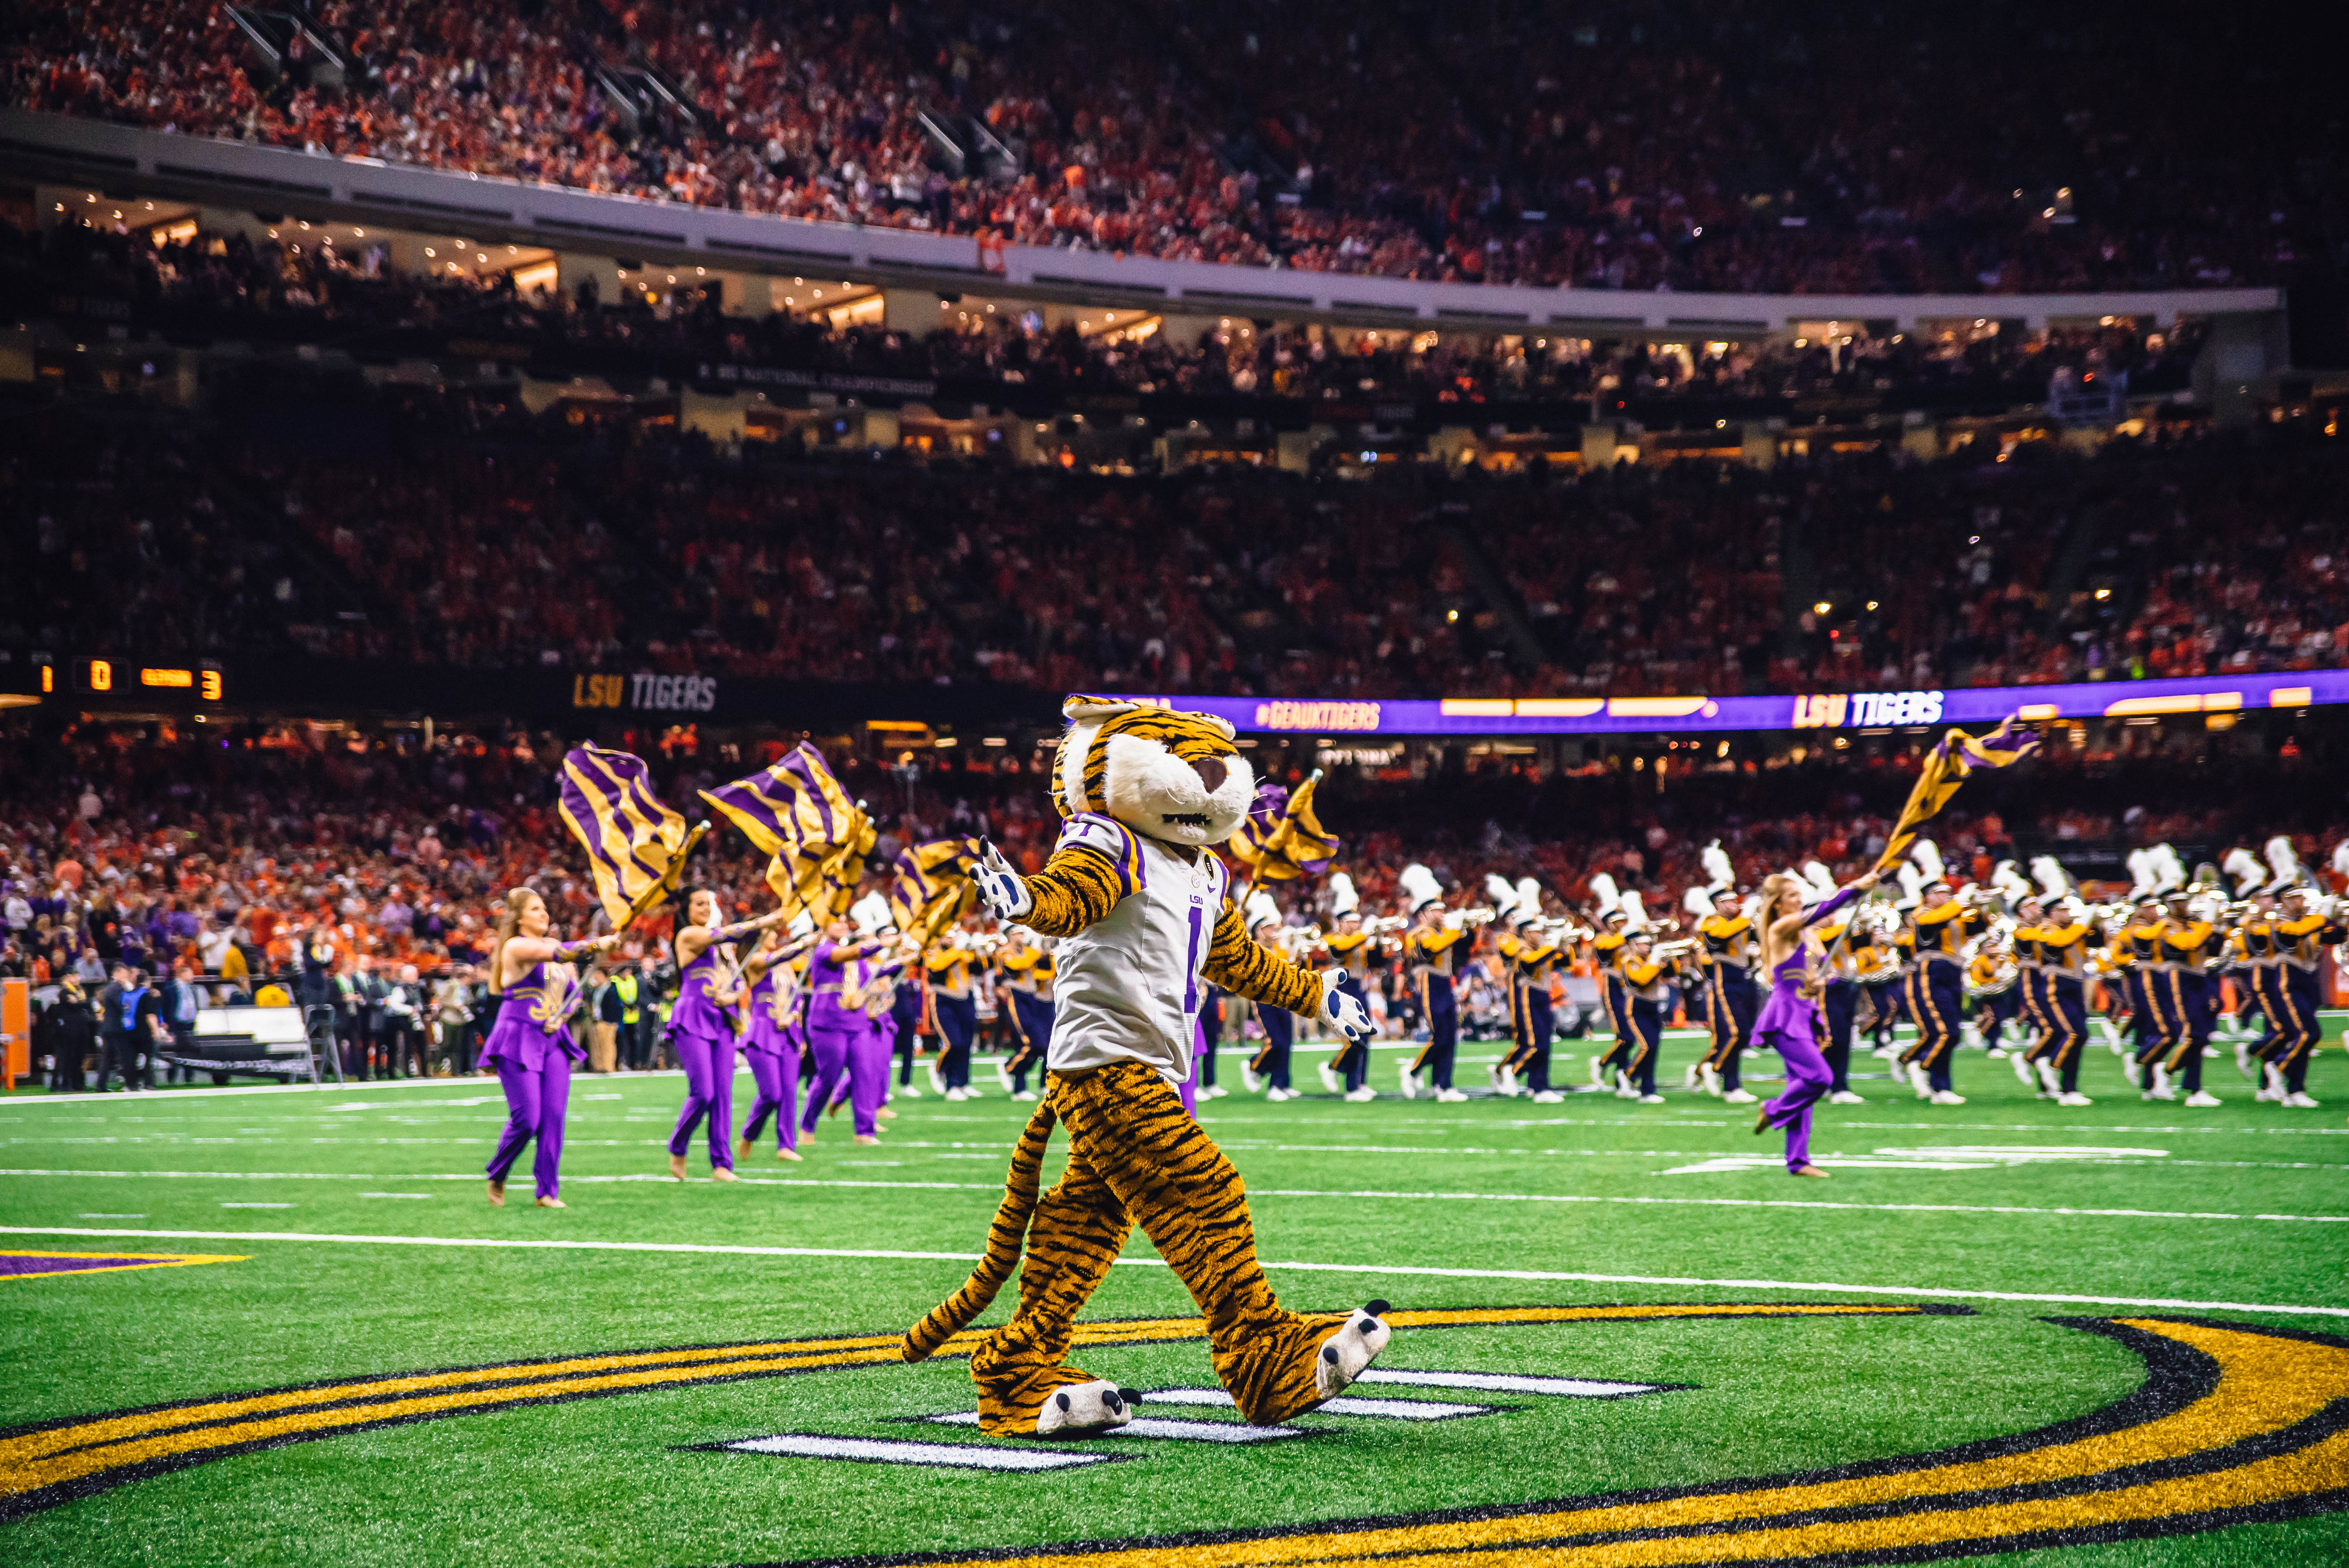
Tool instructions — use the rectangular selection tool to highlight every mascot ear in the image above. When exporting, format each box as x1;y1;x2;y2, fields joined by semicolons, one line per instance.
1063;695;1145;723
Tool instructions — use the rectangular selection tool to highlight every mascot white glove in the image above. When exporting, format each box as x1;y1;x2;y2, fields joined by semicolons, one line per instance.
973;838;1033;921
1318;969;1372;1044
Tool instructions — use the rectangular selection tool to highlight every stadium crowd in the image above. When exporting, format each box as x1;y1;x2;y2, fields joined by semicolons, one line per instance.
11;378;2347;702
2;713;2331;1083
9;212;2211;416
5;0;2326;294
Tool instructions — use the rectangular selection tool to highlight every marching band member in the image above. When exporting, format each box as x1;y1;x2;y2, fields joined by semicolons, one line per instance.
1503;879;1566;1103
1489;875;1529;1097
1896;866;1981;1105
1750;865;1882;1176
2005;896;2051;1088
1317;874;1380;1102
481;887;621;1208
2030;896;2098;1106
665;889;788;1182
1240;891;1299;1099
1618;927;1678;1104
2229;889;2278;1086
1805;865;1867;1106
1196;981;1229;1099
2116;893;2166;1087
923;915;986;1101
1688;845;1759;1103
2144;887;2221;1106
1398;864;1469;1102
1584;875;1636;1093
2265;884;2342;1108
994;926;1055;1102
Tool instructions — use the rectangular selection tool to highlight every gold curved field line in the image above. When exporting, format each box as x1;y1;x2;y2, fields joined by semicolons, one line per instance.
912;1318;2349;1568
0;1303;1914;1513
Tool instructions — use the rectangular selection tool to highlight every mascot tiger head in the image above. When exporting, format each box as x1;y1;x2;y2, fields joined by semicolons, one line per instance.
1052;695;1254;848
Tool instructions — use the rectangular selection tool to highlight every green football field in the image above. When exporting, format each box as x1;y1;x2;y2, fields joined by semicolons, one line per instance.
3;1023;2347;1568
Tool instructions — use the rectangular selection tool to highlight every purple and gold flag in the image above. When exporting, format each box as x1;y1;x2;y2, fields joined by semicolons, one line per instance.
700;743;876;926
559;746;692;926
1226;772;1340;883
1872;716;2040;875
888;837;982;948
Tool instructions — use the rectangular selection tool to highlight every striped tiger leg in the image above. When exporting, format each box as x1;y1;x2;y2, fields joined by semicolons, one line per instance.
1054;1060;1351;1426
964;1093;1132;1436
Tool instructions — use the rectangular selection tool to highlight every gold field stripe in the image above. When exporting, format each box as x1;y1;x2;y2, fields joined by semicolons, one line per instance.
902;1319;2349;1568
0;1303;1918;1513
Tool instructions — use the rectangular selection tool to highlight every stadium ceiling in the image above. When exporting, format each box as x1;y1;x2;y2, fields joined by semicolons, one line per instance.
1;108;2283;338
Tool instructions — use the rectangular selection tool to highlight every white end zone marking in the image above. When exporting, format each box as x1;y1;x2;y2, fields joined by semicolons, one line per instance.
724;1433;1109;1470
1139;1387;1492;1420
923;1410;1301;1443
1355;1368;1666;1399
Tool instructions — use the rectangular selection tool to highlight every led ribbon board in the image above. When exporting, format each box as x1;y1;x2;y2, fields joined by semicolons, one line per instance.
1118;670;2345;736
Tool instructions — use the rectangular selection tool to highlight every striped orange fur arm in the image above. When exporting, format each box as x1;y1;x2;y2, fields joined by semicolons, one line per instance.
1021;843;1134;937
1203;901;1322;1016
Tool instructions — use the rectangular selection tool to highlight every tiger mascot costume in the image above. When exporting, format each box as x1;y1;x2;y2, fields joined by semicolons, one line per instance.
901;695;1387;1436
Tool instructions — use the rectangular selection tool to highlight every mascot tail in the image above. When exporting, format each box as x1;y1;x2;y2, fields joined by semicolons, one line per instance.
901;1097;1057;1362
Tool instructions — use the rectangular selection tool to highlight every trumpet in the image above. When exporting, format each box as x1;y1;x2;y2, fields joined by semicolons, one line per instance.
1643;937;1701;960
1457;907;1501;928
1360;914;1410;936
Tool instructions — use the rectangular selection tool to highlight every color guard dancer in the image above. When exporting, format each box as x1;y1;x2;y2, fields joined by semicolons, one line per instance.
481;887;620;1208
666;891;787;1181
733;923;817;1163
1750;866;1882;1176
802;899;910;1145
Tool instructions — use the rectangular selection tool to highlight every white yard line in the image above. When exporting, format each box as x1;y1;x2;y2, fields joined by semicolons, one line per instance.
0;1222;2339;1319
7;1167;2345;1227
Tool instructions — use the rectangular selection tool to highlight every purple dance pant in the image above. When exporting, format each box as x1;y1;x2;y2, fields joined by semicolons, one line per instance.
844;1022;890;1136
487;1051;572;1200
668;1027;737;1170
741;1042;801;1151
1758;1025;1834;1172
801;1026;854;1135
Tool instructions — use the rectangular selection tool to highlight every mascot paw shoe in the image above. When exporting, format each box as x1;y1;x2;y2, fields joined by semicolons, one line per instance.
1034;1379;1135;1437
1314;1301;1393;1402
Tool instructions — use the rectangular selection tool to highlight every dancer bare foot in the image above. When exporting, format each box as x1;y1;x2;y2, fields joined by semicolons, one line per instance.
711;1167;740;1183
776;1146;803;1162
735;1136;752;1163
534;1196;566;1209
875;1106;897;1121
854;1133;882;1146
1754;1105;1773;1135
487;1180;506;1207
1791;1164;1832;1179
667;1153;689;1181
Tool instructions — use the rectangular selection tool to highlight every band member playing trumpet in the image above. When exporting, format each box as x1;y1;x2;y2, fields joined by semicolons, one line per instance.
1400;875;1470;1102
1589;908;1636;1094
1897;879;1982;1104
1319;895;1381;1102
1618;929;1681;1103
2030;899;2097;1105
2266;886;2345;1107
1696;887;1760;1104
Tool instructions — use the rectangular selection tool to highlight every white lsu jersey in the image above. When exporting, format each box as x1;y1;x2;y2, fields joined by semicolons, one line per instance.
1046;812;1226;1085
